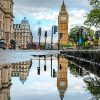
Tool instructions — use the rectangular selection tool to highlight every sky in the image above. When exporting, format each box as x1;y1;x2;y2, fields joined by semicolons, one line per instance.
13;0;91;43
11;59;92;100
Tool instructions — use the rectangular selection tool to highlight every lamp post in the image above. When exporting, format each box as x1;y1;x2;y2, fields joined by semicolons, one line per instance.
37;56;40;75
51;26;53;50
51;55;53;77
44;55;46;71
38;27;41;49
44;31;47;49
51;26;57;50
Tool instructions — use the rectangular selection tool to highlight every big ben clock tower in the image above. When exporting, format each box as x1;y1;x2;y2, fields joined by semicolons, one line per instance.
58;0;68;48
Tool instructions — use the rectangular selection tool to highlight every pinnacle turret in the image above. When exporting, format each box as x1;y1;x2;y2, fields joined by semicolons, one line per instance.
61;0;66;10
60;0;68;14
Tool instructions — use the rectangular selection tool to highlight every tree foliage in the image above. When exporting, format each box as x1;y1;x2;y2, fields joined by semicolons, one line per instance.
69;26;94;43
84;0;100;28
89;0;100;8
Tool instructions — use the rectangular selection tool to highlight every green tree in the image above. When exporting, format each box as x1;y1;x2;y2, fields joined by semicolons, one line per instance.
69;26;80;44
69;26;94;43
84;0;100;27
89;0;100;8
83;77;100;100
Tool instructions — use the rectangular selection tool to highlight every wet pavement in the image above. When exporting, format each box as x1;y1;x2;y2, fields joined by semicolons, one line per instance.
0;50;100;100
0;50;59;65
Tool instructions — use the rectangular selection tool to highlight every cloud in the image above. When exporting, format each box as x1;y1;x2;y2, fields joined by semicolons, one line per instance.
14;0;90;11
31;9;58;21
13;0;90;42
69;9;87;30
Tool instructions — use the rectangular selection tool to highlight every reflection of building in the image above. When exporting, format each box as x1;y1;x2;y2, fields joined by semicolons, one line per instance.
13;17;33;49
58;0;68;47
0;0;14;47
11;60;32;84
57;55;68;100
0;65;12;100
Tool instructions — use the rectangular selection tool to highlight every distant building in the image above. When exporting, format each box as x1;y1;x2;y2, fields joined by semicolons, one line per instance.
13;17;33;49
0;0;14;47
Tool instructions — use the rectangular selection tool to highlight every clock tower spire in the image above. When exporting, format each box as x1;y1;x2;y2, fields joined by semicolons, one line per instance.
61;0;66;10
58;0;68;49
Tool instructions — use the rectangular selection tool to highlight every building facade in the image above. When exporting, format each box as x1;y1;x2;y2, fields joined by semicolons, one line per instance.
58;0;68;48
13;17;33;49
0;0;14;47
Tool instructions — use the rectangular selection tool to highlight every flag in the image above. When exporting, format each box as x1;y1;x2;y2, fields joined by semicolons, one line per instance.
79;38;83;44
52;26;58;34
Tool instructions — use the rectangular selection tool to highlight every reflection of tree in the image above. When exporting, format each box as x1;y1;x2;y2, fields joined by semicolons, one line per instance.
68;62;89;77
83;77;100;100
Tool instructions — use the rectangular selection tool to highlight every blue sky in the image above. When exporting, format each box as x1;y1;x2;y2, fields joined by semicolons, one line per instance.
11;59;92;100
13;0;91;42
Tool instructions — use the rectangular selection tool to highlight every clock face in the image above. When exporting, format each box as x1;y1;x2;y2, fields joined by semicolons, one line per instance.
60;81;65;86
61;16;66;21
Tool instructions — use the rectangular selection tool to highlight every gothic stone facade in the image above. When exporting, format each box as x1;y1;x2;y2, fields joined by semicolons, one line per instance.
58;0;68;48
0;0;14;47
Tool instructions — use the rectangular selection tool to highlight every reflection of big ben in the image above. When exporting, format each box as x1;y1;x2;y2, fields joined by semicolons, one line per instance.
58;0;68;46
57;55;68;100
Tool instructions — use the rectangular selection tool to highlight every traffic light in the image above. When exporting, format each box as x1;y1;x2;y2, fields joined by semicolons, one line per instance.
45;31;47;37
53;26;58;34
37;67;40;75
44;65;46;71
80;28;83;35
38;27;41;36
95;31;100;39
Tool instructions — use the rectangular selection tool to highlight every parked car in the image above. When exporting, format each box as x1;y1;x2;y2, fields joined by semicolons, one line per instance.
8;39;16;50
0;40;7;50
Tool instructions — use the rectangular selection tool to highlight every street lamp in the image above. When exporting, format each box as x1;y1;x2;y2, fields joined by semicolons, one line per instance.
38;27;41;49
44;31;47;49
37;56;40;75
51;26;57;50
